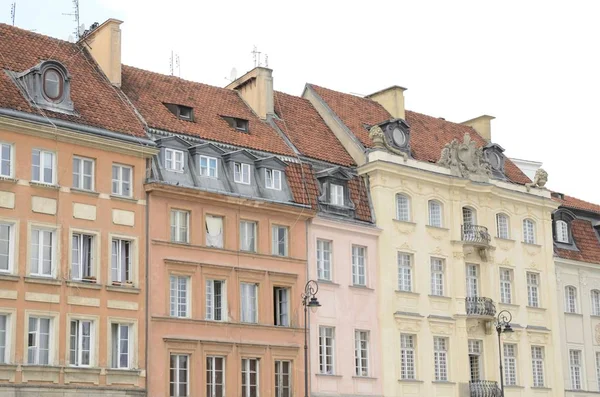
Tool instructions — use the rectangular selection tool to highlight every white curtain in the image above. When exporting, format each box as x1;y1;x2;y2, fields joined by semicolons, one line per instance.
206;216;223;248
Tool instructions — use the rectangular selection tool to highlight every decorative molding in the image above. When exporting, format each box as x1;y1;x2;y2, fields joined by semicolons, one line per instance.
525;168;548;192
437;133;492;181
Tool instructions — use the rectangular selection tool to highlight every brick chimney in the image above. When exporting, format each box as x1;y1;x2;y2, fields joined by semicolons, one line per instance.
366;86;407;119
461;115;495;142
226;67;274;120
83;19;123;87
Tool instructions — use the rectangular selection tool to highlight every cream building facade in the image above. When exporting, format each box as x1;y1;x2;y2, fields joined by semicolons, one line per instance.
304;84;565;397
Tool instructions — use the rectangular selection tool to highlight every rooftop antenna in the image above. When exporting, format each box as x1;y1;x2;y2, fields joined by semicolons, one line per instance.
63;0;80;40
251;46;262;68
175;54;180;77
10;2;15;26
264;54;268;68
169;50;173;76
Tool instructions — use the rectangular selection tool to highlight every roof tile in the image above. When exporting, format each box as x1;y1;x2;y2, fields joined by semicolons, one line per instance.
555;219;600;265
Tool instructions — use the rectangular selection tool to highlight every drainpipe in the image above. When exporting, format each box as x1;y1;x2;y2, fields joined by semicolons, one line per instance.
144;187;150;394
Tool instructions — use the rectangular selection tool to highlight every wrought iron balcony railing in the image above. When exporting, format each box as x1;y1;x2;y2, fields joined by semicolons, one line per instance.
461;224;491;245
465;296;496;317
469;380;501;397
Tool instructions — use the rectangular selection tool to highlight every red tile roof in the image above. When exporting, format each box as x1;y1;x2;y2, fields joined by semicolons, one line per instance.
349;176;372;222
121;65;295;156
308;84;531;185
0;24;146;138
555;219;600;265
554;194;600;215
274;91;355;167
285;162;318;209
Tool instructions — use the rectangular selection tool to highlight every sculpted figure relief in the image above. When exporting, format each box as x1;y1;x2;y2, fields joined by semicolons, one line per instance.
525;168;548;191
368;124;408;162
437;133;492;180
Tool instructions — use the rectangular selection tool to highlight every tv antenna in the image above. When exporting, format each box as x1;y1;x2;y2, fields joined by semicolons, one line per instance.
169;51;180;77
63;0;80;40
225;67;238;83
251;46;268;68
10;2;15;26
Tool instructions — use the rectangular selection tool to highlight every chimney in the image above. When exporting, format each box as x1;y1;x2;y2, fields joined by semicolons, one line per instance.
461;115;495;142
226;67;274;120
366;85;407;119
83;18;123;87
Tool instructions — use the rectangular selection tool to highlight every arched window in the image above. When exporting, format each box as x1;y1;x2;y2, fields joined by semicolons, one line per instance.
592;290;600;316
396;194;410;222
565;286;577;313
496;213;510;239
556;220;569;243
428;200;443;227
523;219;536;244
42;68;63;101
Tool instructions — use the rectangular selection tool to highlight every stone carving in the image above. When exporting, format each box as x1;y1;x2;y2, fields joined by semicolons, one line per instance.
369;125;408;162
438;133;492;180
525;168;548;191
595;324;600;344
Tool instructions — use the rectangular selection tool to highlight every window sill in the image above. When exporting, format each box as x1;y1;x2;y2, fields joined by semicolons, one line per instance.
349;284;373;291
29;181;59;190
0;274;19;282
105;368;141;375
395;290;419;296
66;280;102;290
565;311;583;316
504;385;524;389
24;276;61;286
432;381;456;385
426;225;449;231
110;194;137;203
316;280;340;287
21;364;61;372
397;379;424;383
531;386;551;390
0;177;17;184
70;188;100;197
429;294;451;300
393;219;416;225
527;306;546;311
352;375;377;380
106;285;140;294
152;315;304;331
316;373;342;378
522;242;542;247
498;302;520;308
495;237;515;242
64;366;102;374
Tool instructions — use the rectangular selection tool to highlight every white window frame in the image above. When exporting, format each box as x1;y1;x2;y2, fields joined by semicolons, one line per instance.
523;219;536;244
428;200;443;227
531;346;545;387
165;148;185;172
499;268;513;304
556;220;569;243
400;333;416;380
170;275;190;318
111;322;132;369
0;142;13;178
592;290;600;316
274;287;290;327
170;210;190;244
596;352;600;392
430;258;445;296
207;355;225;397
504;343;517;386
234;162;251;184
265;169;282;190
71;232;94;280
111;238;132;284
433;336;448;381
354;330;369;377
200;155;218;178
0;313;9;364
241;358;259;397
0;222;15;274
30;227;56;278
111;164;132;197
69;319;93;367
319;326;335;375
170;353;189;397
527;272;540;308
31;148;55;185
397;252;412;292
330;183;344;206
396;194;410;222
565;286;578;313
466;264;479;298
206;279;226;321
496;213;509;239
317;239;332;281
240;282;258;323
570;349;582;390
275;360;291;397
72;156;95;191
27;316;51;365
240;221;257;252
352;245;366;286
468;339;482;381
272;225;289;257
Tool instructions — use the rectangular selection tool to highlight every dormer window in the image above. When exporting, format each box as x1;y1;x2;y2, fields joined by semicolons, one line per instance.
43;68;62;101
164;103;194;121
200;156;218;178
553;210;575;245
556;220;569;243
165;148;184;172
265;169;281;190
330;184;344;206
223;116;249;132
234;162;251;184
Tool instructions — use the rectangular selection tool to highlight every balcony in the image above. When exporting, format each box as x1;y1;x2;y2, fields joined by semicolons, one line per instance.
465;297;496;317
462;224;491;245
469;381;501;397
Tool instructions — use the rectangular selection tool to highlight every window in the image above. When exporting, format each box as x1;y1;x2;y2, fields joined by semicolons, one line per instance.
31;149;55;184
206;215;224;248
430;258;445;296
111;238;132;284
240;221;257;252
317;239;332;281
466;264;479;298
234;162;251;184
69;320;92;367
397;252;412;292
503;344;517;386
531;346;545;387
596;352;600;392
592;290;600;316
170;210;189;243
523;219;536;244
400;334;416;380
0;223;14;273
433;337;448;381
355;330;369;377
111;164;132;197
71;233;94;280
527;272;540;307
570;350;582;390
170;275;189;318
43;68;62;100
207;356;225;397
170;354;189;397
428;200;442;227
0;315;7;364
28;317;50;365
272;225;289;256
223;116;249;132
274;287;289;326
556;220;569;243
330;183;344;206
241;358;259;397
499;268;513;304
468;340;482;381
165;148;184;172
111;323;130;369
275;360;291;397
206;280;226;321
31;228;55;277
352;245;366;286
72;157;94;191
0;143;12;178
266;169;282;190
496;213;509;239
396;194;410;221
165;104;194;121
319;326;335;374
200;156;218;178
565;286;578;313
240;282;257;323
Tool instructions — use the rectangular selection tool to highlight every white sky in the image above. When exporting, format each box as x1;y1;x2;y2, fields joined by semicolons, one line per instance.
5;0;600;203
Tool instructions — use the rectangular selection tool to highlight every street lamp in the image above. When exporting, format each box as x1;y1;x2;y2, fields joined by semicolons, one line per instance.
495;310;514;397
302;280;321;397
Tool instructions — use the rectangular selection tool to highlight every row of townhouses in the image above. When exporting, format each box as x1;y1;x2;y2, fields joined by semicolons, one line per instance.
0;18;596;397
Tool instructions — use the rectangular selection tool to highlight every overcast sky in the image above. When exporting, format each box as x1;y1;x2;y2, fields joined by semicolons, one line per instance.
5;0;599;203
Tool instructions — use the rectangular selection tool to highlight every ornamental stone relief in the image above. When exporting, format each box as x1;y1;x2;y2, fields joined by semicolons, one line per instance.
430;323;455;336
527;332;549;345
437;133;492;181
426;227;448;240
394;222;415;235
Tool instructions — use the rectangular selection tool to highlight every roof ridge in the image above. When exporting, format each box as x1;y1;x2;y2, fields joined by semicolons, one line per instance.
0;22;74;46
307;83;382;104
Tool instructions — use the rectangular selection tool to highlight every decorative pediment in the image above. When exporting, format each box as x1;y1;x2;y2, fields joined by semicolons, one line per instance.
189;142;226;157
155;136;192;149
222;149;258;163
437;133;492;181
315;166;353;181
483;142;506;179
254;156;288;170
368;118;411;161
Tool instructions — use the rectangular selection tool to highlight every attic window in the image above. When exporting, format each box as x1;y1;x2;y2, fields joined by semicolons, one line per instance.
164;103;194;121
222;116;249;132
43;68;62;101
